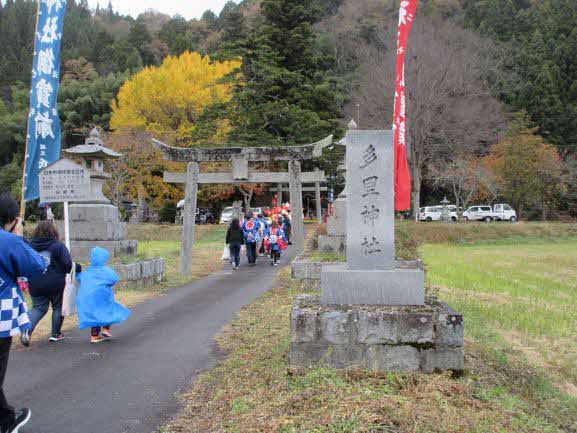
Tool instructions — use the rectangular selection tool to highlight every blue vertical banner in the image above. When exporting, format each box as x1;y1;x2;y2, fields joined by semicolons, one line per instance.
24;0;67;202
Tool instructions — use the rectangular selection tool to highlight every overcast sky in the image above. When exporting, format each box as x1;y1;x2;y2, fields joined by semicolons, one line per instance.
87;0;239;19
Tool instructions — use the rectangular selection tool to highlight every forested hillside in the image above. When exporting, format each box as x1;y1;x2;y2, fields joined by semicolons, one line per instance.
0;0;575;219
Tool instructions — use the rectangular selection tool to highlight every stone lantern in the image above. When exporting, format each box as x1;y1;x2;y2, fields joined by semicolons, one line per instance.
62;128;137;260
440;196;451;223
64;128;121;203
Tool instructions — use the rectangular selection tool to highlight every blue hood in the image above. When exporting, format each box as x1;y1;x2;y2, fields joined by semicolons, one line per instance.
90;247;110;267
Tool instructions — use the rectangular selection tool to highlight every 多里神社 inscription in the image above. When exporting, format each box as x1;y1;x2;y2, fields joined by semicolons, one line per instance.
347;131;395;270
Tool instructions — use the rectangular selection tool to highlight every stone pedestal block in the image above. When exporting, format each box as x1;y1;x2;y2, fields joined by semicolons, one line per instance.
70;240;137;262
289;295;464;373
321;263;425;306
317;234;346;254
326;196;347;236
68;204;121;222
68;221;127;241
291;256;335;281
66;203;138;261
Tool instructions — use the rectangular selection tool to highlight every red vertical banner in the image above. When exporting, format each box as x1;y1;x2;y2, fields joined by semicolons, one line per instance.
393;0;418;211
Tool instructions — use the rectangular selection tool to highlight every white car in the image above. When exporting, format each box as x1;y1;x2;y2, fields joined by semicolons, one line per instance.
418;206;458;222
462;205;494;222
492;204;517;222
219;207;235;224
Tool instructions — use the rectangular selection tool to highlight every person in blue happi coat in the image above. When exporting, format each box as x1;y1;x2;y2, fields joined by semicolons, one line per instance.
76;247;130;344
256;213;269;257
242;212;261;265
0;194;46;432
265;220;288;266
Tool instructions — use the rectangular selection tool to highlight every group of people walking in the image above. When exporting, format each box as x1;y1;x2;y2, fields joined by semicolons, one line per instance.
225;210;292;269
0;194;130;432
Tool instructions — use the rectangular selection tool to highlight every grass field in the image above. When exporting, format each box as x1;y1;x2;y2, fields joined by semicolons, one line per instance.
22;224;227;346
421;238;577;390
164;222;577;433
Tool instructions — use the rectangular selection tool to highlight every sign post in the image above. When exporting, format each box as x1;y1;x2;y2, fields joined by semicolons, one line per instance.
63;201;70;250
39;158;91;250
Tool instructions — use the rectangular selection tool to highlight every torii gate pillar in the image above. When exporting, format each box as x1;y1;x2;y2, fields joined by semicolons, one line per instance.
288;160;305;252
180;162;199;276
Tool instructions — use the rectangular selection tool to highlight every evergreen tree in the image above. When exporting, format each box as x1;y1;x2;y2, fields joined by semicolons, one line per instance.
219;1;247;44
128;19;154;65
159;16;199;56
230;0;342;145
201;10;219;31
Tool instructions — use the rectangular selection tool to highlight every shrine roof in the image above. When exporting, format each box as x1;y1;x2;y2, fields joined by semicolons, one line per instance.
151;135;333;162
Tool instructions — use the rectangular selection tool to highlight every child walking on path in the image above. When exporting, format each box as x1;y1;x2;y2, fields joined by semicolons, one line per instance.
76;247;130;344
265;220;288;266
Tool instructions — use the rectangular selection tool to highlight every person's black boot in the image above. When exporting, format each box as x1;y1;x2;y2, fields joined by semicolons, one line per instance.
4;408;31;433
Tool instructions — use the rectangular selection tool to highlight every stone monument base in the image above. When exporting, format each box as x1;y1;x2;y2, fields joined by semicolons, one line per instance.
67;203;138;261
289;294;464;373
317;234;346;254
321;262;425;306
70;240;138;262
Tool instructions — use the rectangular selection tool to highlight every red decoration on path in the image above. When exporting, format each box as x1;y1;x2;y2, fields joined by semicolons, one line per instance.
393;0;418;211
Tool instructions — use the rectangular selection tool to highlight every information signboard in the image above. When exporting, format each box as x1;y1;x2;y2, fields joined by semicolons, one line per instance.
39;158;91;204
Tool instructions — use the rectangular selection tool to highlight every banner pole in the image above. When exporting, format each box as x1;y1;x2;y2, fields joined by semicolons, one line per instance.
63;201;70;251
19;0;42;219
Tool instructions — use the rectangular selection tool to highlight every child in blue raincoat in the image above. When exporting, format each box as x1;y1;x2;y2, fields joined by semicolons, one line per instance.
76;247;130;343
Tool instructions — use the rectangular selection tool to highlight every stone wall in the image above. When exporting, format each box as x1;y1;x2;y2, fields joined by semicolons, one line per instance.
112;258;165;288
290;294;464;373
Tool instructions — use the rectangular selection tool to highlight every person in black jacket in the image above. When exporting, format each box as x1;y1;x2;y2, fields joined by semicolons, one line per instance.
225;218;244;270
21;221;73;346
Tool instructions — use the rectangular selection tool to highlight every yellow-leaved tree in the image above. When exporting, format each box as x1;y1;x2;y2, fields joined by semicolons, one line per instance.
110;51;240;145
108;52;241;212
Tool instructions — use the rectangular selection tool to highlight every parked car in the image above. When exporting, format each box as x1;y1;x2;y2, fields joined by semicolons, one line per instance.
418;205;458;222
220;207;235;224
462;204;517;222
492;204;517;222
176;202;215;224
196;208;214;224
462;206;494;222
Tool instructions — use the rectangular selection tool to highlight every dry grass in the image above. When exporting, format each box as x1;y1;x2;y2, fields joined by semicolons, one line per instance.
399;221;577;245
163;269;577;433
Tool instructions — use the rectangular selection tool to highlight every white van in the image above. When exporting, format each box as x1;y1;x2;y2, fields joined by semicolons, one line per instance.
462;206;494;222
463;204;517;222
492;204;517;222
418;206;458;222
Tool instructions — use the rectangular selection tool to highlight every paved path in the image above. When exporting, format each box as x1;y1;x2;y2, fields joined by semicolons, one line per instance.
6;251;294;433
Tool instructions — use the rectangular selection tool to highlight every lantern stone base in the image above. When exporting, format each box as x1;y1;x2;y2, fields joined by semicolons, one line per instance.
66;203;138;261
289;294;464;373
317;234;346;254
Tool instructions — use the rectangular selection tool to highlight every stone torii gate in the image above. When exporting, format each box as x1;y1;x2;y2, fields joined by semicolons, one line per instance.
152;136;331;275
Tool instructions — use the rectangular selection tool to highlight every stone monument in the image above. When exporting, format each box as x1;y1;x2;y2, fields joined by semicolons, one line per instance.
290;129;464;373
63;129;137;260
317;119;354;255
317;187;346;254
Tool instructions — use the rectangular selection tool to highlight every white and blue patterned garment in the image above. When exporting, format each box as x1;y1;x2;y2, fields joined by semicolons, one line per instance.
0;286;30;337
0;229;45;338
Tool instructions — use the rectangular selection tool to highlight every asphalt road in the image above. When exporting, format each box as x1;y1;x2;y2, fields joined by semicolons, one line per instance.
6;250;294;433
